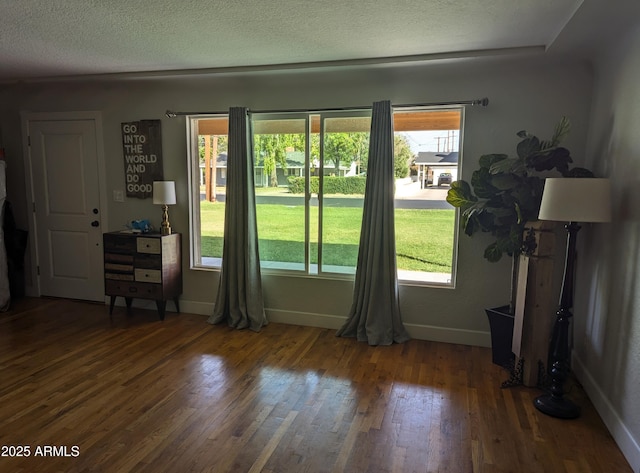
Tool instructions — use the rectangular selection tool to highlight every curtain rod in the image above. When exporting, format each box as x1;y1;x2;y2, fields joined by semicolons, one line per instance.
165;97;488;117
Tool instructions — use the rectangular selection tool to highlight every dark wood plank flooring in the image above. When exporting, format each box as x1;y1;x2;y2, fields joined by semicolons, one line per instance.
0;298;632;472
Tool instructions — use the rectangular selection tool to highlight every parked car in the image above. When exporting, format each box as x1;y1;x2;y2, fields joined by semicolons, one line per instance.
437;172;452;186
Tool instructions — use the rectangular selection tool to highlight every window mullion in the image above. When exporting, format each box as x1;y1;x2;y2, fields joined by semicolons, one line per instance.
318;116;326;274
304;116;311;274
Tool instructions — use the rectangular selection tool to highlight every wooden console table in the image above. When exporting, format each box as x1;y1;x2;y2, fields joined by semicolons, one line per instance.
103;232;182;320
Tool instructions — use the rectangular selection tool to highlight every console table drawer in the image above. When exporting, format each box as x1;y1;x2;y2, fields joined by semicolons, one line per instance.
134;268;162;284
104;234;136;252
137;237;162;254
105;280;162;298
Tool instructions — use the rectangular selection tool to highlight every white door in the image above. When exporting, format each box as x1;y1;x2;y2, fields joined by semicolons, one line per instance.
27;117;105;301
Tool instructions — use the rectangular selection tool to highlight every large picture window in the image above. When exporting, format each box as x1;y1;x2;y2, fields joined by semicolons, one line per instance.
187;107;462;285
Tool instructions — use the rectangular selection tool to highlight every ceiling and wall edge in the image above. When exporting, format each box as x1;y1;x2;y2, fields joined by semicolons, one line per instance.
0;45;547;85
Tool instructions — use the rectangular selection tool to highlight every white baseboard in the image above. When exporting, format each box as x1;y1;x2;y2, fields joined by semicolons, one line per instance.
265;308;345;330
106;297;491;347
404;322;491;347
263;308;491;347
107;296;211;316
573;353;640;472
177;299;215;317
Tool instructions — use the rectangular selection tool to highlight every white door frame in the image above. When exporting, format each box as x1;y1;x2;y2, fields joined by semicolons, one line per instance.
20;111;109;298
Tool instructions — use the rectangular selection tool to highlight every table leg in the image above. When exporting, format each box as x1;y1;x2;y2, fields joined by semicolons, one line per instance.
125;297;133;316
155;300;166;320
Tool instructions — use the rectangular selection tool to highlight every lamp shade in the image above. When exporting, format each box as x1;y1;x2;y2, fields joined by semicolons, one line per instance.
153;181;176;205
538;178;611;223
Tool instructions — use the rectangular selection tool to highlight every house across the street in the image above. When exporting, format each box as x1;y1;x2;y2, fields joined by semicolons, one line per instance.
414;151;458;188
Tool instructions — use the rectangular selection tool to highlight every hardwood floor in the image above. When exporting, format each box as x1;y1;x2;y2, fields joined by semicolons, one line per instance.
0;298;631;473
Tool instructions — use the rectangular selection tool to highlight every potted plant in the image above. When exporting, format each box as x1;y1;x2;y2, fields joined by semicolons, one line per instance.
446;117;592;367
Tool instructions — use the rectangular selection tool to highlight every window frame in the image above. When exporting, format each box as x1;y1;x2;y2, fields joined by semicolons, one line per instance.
186;107;464;287
186;113;228;271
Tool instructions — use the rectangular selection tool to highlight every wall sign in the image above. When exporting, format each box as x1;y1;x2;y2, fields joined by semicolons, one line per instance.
121;120;164;198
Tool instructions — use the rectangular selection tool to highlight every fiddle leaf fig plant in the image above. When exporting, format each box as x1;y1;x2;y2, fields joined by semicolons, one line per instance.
446;117;593;312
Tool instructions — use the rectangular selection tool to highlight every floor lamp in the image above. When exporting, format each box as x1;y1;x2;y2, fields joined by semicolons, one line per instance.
534;178;611;419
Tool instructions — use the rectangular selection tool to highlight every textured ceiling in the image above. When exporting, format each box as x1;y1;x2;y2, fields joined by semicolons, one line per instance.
0;0;597;81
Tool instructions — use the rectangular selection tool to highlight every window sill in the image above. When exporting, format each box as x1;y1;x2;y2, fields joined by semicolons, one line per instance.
192;257;454;288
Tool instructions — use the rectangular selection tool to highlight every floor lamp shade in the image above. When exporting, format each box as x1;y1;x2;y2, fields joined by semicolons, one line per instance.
539;178;611;223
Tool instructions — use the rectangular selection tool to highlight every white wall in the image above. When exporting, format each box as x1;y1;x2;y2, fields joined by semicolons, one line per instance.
573;25;640;471
0;54;593;346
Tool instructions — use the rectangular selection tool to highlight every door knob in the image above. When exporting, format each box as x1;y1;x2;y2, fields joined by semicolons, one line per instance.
91;220;100;227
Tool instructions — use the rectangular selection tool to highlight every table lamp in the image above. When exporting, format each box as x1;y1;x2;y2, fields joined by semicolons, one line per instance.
153;181;176;235
534;177;611;418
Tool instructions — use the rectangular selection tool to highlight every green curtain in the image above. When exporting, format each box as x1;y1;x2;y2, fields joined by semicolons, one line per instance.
207;107;267;331
336;100;410;345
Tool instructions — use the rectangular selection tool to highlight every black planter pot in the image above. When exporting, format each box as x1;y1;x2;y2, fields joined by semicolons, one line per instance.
485;306;515;368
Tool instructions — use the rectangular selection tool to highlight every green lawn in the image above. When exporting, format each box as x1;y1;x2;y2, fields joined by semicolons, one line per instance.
200;200;454;273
